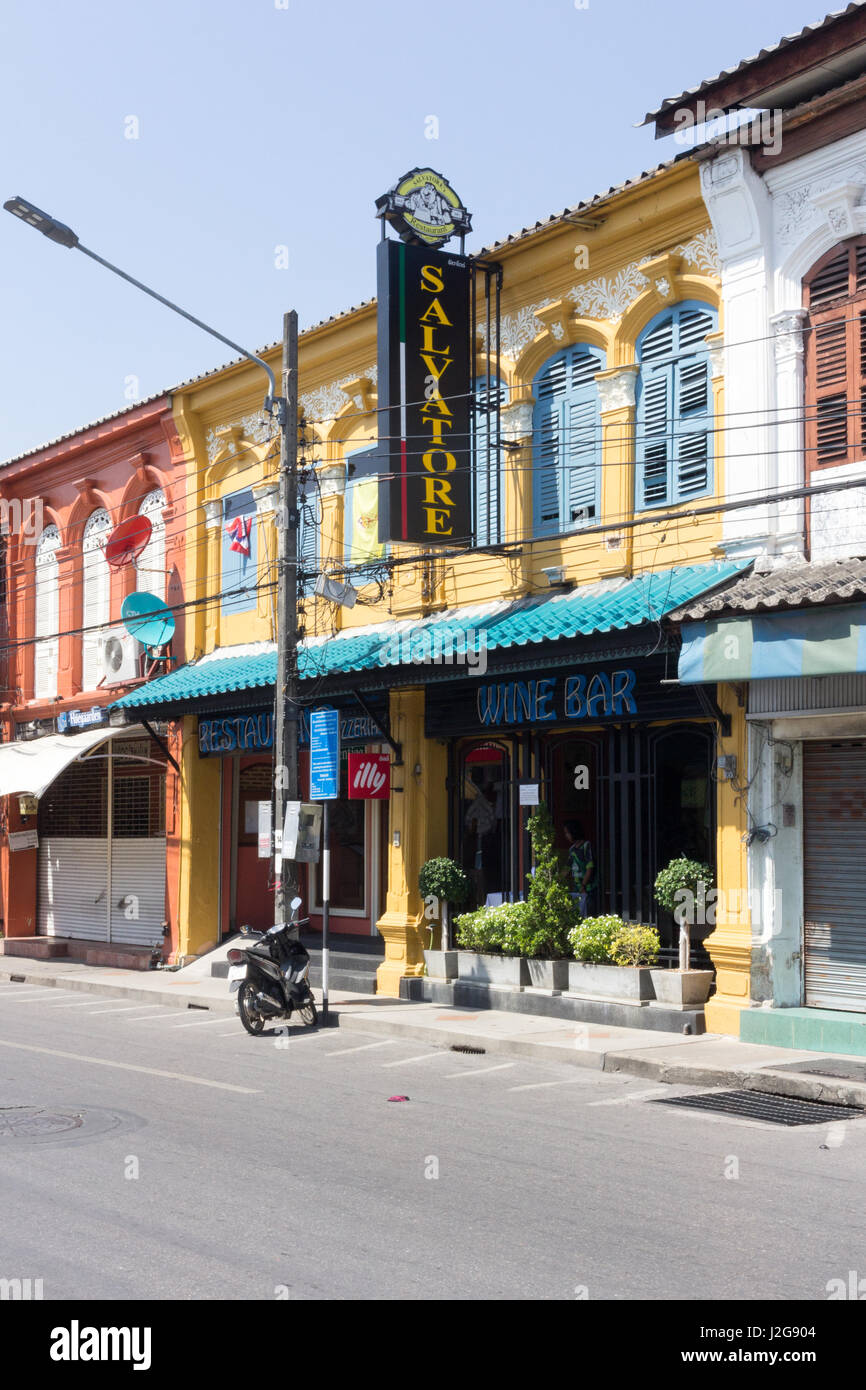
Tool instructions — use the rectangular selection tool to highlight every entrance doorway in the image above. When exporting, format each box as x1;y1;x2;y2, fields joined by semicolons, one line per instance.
455;739;513;907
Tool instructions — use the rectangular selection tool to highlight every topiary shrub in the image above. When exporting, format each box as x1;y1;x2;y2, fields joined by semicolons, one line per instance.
610;924;660;967
654;856;714;971
454;900;532;955
525;802;575;958
419;857;470;951
568;914;622;963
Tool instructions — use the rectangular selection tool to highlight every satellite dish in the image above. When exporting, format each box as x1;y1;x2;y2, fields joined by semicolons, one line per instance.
121;591;175;649
104;514;152;568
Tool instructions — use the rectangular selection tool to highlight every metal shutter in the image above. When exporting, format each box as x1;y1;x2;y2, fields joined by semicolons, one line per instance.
38;839;109;940
803;741;866;1010
109;839;167;946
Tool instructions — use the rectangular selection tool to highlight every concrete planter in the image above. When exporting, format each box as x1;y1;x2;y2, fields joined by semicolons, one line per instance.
526;959;570;992
568;961;655;1002
423;949;459;981
457;952;529;988
650;968;713;1008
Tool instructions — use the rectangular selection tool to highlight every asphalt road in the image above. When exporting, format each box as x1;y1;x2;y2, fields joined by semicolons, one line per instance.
1;978;864;1301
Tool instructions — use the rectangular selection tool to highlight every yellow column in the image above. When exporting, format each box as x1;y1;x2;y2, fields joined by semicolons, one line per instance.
704;685;752;1035
177;715;223;960
376;687;447;995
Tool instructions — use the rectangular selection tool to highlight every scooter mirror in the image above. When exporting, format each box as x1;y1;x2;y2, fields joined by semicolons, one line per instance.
290;896;303;912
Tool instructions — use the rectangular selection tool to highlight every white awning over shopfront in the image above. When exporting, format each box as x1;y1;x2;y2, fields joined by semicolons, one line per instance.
0;726;143;800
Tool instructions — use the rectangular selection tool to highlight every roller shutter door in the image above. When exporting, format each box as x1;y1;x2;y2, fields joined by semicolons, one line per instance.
803;740;866;1010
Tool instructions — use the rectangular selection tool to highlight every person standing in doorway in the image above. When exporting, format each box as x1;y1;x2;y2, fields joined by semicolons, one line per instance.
564;820;597;917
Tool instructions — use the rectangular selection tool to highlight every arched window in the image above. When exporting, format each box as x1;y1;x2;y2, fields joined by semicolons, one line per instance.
804;238;866;469
636;302;716;509
532;344;605;538
81;508;112;690
34;525;61;699
473;377;508;546
135;489;166;598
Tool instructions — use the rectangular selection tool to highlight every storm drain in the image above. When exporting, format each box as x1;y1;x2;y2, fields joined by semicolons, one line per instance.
650;1090;865;1127
450;1045;486;1056
0;1106;141;1146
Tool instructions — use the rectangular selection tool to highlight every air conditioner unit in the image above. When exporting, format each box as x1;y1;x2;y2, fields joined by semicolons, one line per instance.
101;629;140;684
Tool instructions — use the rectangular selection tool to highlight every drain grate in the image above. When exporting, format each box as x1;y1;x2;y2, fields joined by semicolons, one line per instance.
651;1089;864;1127
450;1044;486;1055
0;1107;84;1139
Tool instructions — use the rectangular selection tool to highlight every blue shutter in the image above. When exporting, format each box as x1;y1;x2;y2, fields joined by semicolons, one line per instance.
636;303;716;509
532;345;603;536
222;488;257;615
473;378;507;545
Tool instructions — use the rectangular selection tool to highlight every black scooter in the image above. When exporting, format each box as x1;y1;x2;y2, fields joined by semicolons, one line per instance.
227;896;318;1034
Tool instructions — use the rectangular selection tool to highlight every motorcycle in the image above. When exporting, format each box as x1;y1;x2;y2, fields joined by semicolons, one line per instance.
226;897;318;1034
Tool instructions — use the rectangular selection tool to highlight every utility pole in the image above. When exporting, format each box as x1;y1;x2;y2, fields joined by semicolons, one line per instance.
273;310;300;924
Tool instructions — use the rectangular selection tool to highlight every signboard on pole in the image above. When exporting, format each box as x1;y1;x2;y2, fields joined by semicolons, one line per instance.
347;752;390;799
377;239;472;546
309;706;340;800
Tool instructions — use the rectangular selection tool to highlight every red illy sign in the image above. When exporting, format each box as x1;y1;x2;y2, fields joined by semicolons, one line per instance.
347;752;391;799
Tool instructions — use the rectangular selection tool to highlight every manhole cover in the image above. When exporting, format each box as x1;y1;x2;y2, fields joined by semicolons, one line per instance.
650;1090;864;1127
0;1107;84;1139
0;1105;141;1146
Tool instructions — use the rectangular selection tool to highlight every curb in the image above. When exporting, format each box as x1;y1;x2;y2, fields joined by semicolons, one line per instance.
0;962;238;1016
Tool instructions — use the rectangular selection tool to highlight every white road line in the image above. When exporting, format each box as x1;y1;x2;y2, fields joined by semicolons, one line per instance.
446;1062;516;1079
0;1036;261;1093
380;1051;443;1068
43;999;102;1009
0;990;64;1002
326;1040;396;1056
86;1005;157;1015
171;1016;229;1029
586;1087;674;1107
125;1011;199;1022
509;1078;587;1092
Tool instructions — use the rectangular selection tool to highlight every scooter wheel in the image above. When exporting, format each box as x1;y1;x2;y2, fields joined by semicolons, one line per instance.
238;981;266;1035
297;1000;318;1027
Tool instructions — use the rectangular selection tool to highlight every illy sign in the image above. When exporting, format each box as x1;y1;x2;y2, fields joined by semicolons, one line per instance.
347;752;390;799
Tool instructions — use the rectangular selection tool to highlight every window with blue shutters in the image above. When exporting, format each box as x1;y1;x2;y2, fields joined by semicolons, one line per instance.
473;377;508;546
532;344;605;538
221;488;257;615
635;302;716;509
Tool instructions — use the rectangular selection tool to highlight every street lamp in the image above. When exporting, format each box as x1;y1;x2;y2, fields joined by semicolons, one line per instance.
5;194;302;929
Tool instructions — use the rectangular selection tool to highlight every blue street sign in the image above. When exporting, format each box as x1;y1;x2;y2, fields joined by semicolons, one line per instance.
309;707;340;800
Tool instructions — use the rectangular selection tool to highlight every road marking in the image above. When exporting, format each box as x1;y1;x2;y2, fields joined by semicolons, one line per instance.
0;990;62;1002
0;1037;261;1093
172;1016;230;1029
508;1078;587;1092
586;1087;674;1107
86;1005;159;1015
43;999;103;1009
446;1062;516;1079
327;1040;396;1056
124;1010;201;1022
380;1051;443;1068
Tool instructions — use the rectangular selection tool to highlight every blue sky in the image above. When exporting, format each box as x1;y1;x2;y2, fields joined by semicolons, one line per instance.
0;0;833;460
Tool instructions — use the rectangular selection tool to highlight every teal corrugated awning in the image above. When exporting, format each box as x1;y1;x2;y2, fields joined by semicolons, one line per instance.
112;560;748;711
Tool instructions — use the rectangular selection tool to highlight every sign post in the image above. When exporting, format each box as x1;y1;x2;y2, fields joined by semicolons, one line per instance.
309;708;340;1022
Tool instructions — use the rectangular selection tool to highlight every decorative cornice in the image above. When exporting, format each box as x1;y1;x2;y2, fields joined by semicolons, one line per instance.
299;365;378;425
770;309;808;363
252;482;279;515
205;415;273;465
774;164;866;246
595;365;638;413
501;399;535;442
202;498;222;530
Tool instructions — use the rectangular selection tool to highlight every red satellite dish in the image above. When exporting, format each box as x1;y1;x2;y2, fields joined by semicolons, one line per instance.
104;514;152;568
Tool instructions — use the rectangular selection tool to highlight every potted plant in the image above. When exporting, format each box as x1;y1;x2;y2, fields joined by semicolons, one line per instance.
652;857;715;1007
567;917;659;1001
419;857;469;979
521;804;575;990
455;900;532;987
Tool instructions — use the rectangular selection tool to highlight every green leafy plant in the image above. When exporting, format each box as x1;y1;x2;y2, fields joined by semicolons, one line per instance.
654;857;714;971
454;900;532;955
525;803;575;958
568;915;622;963
610;924;660;967
419;857;470;950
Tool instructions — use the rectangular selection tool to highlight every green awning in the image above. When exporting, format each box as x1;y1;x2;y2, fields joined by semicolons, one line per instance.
112;560;748;712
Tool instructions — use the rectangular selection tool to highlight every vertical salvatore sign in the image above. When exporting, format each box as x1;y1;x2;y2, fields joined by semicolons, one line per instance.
377;240;471;544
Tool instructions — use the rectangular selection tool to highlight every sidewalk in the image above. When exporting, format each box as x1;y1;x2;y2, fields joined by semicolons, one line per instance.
2;954;866;1108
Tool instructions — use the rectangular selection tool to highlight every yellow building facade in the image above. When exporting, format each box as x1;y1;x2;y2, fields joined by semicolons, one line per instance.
113;157;752;1033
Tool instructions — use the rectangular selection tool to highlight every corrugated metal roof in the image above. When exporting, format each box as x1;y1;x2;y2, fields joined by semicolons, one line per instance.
111;560;747;710
670;556;866;621
1;392;171;470
643;5;861;124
